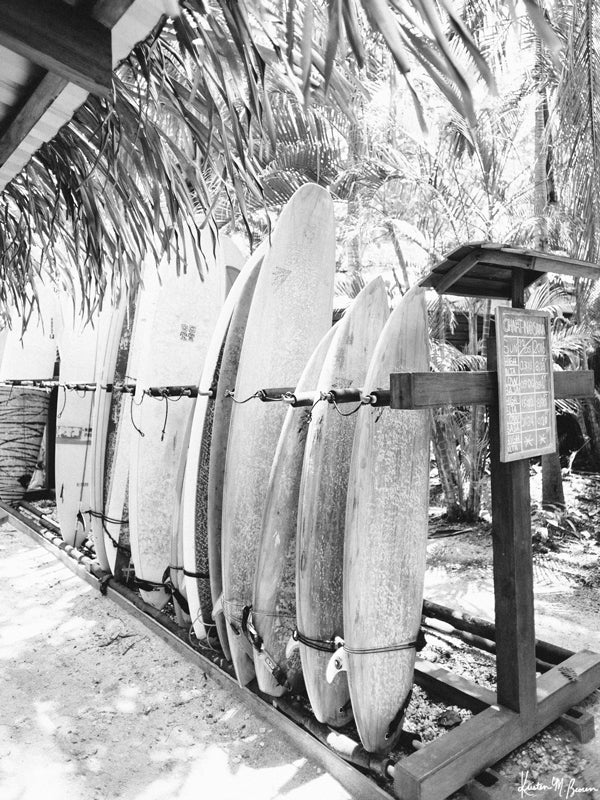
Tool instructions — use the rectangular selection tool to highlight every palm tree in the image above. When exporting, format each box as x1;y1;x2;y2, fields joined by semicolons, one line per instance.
0;0;560;315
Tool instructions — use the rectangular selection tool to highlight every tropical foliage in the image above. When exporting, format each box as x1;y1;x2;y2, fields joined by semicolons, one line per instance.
0;0;563;317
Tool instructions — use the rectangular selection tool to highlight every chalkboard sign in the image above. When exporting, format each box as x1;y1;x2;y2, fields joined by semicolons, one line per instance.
495;307;556;463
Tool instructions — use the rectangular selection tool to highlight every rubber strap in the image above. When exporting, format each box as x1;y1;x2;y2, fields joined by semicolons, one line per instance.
343;628;426;655
292;628;338;653
182;569;209;579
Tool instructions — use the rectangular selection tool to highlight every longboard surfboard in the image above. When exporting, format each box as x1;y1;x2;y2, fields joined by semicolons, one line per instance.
343;286;430;753
55;300;109;548
129;232;224;610
252;324;336;695
89;299;128;571
100;264;160;579
222;183;335;686
296;277;389;726
182;244;263;644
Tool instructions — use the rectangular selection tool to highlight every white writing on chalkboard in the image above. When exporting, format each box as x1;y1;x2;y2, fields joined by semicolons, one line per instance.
496;308;556;463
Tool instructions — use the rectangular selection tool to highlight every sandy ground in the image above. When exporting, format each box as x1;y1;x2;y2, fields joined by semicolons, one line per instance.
2;497;600;800
0;523;352;800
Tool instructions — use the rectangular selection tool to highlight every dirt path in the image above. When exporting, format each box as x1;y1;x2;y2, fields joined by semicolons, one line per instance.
3;513;600;800
0;523;352;800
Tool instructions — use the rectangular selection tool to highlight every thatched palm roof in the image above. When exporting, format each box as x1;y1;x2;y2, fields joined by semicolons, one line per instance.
0;0;558;317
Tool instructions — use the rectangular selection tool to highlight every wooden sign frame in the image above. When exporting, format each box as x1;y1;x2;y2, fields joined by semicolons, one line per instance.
495;306;556;462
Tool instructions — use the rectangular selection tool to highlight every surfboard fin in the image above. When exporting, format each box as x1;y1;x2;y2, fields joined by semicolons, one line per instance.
212;594;223;620
285;634;300;660
325;637;347;684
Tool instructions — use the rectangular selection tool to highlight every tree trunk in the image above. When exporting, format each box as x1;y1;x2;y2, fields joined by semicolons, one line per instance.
533;33;565;508
542;451;565;509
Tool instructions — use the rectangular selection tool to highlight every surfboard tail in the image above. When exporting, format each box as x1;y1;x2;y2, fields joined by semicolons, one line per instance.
348;650;416;753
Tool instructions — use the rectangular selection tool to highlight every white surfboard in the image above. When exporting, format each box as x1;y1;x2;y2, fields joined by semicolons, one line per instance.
252;323;337;695
296;277;389;726
55;299;110;548
89;297;129;571
100;263;161;578
221;183;336;687
0;283;60;381
181;243;263;640
129;230;225;610
343;287;430;753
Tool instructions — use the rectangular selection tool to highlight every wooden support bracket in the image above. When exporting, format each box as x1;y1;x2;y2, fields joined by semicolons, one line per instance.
559;705;596;744
390;370;594;409
464;768;510;800
393;651;600;800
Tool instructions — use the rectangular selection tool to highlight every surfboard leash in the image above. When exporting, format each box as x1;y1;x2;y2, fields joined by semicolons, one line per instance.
291;628;339;653
240;605;291;691
85;509;131;557
133;568;190;617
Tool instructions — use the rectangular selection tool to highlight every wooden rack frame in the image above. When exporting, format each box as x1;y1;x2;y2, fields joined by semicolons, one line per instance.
387;248;600;800
10;244;600;800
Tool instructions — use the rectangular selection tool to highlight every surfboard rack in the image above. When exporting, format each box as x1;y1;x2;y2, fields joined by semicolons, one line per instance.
384;248;600;800
228;386;392;408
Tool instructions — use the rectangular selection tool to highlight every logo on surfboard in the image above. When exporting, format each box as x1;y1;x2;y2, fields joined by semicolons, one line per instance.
56;425;92;443
272;266;291;290
180;323;197;342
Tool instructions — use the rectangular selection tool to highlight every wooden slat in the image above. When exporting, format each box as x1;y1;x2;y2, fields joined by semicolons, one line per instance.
394;651;600;800
390;370;594;409
414;659;496;712
421;599;574;665
0;0;111;96
481;249;600;282
0;72;67;166
434;252;483;295
91;0;138;27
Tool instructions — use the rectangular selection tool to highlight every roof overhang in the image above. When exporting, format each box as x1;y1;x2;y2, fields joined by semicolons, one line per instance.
420;242;600;298
0;0;165;191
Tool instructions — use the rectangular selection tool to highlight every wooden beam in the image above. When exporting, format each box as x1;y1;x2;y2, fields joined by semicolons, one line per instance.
394;651;600;800
488;320;538;716
390;370;594;409
421;599;574;665
434;252;483;295
0;73;68;167
91;0;138;27
0;0;111;96
414;659;496;712
480;249;600;282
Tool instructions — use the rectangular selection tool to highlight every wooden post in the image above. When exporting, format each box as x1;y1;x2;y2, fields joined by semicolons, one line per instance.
487;274;537;715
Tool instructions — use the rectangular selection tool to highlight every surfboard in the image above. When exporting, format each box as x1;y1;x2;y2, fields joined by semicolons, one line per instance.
0;287;60;503
205;246;266;660
343;286;430;753
252;324;336;696
182;244;263;644
0;284;60;382
296;277;389;727
0;386;50;504
89;299;128;571
100;264;160;579
55;301;109;548
222;183;335;686
129;232;225;610
221;235;244;296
